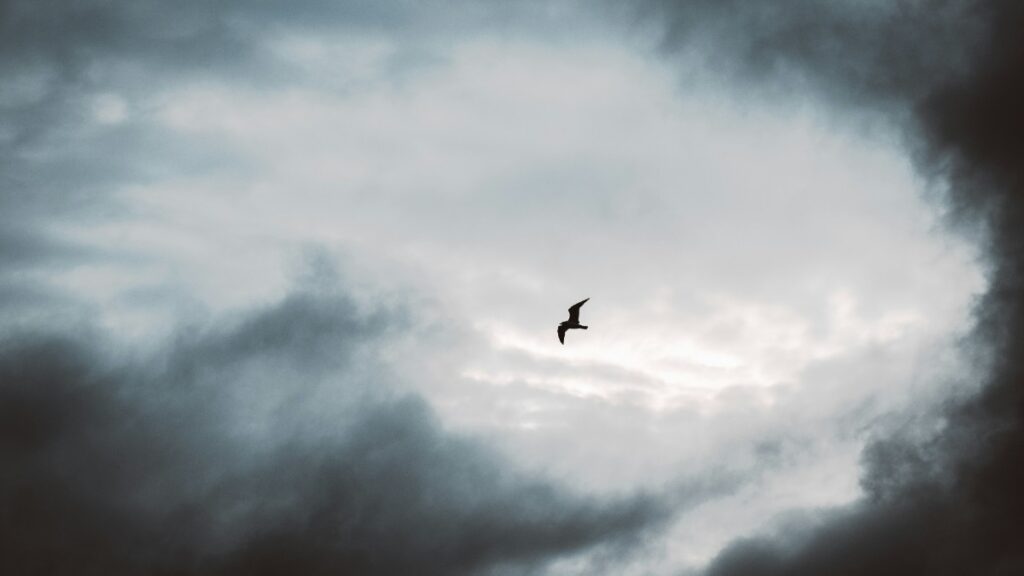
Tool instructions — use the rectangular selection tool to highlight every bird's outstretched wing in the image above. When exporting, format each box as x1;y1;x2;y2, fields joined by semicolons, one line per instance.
567;298;589;323
557;324;567;344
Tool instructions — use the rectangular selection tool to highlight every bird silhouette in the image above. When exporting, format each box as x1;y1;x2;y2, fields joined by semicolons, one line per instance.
558;298;589;344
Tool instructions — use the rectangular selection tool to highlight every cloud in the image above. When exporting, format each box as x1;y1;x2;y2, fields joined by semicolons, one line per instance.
638;0;979;112
1;1;1012;573
0;289;668;575
634;0;1024;573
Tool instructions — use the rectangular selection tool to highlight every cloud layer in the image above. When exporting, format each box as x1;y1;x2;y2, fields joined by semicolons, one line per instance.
638;0;1024;573
2;0;1019;574
0;291;666;575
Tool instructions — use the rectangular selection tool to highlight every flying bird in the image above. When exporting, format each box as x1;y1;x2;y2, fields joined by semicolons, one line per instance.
558;298;589;344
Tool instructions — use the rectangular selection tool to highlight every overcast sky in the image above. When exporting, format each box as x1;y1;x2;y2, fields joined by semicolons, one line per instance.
3;1;1022;575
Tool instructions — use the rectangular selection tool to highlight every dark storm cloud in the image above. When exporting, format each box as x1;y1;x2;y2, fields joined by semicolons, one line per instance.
0;291;667;575
639;0;982;111
633;1;1024;574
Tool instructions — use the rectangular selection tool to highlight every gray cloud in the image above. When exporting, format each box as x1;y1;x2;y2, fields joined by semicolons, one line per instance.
638;0;979;113
1;0;1014;573
0;0;584;315
631;1;1024;574
0;290;667;575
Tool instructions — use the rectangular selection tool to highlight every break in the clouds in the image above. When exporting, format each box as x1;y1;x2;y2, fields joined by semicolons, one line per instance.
2;1;1019;575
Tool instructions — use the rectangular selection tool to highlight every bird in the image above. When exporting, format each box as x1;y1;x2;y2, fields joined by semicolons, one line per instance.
558;298;589;344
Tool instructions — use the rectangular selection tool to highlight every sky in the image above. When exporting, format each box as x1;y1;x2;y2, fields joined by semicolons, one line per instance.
2;1;1022;575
